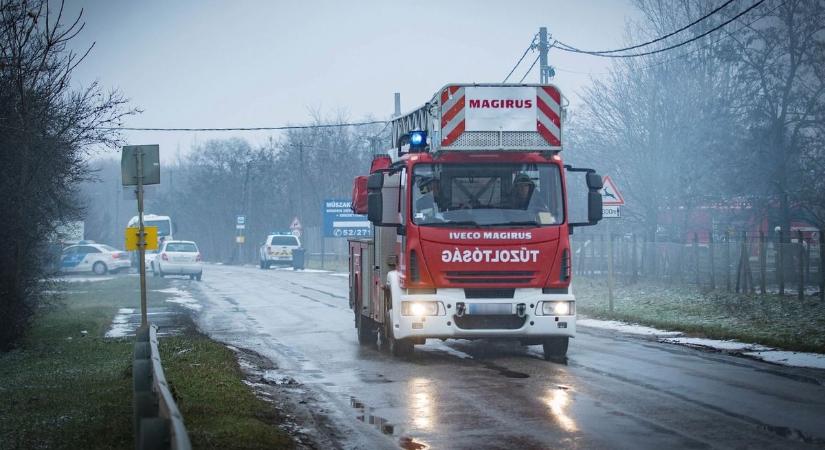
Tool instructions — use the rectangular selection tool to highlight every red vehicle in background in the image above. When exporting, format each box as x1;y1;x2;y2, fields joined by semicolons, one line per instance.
348;83;603;360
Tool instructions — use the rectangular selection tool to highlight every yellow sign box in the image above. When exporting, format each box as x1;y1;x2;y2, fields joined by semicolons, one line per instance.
125;226;159;251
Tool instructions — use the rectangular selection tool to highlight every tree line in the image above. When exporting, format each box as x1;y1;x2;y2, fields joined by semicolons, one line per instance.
81;116;384;264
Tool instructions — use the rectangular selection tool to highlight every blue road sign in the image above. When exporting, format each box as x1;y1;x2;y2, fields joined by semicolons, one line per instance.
323;199;372;238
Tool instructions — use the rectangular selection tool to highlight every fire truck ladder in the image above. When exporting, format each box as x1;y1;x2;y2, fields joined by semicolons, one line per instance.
390;102;436;148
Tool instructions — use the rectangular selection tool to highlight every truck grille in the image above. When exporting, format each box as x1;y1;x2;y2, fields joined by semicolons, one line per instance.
446;131;556;149
454;314;526;330
464;288;515;299
445;271;536;284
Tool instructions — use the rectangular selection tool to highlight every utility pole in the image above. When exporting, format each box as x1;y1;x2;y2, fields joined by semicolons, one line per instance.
538;27;555;83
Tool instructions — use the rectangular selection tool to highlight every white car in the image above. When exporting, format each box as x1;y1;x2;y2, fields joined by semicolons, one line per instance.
259;233;301;269
61;243;131;275
153;240;203;280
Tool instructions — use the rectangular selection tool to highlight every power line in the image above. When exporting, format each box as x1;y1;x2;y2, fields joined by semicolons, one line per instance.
554;0;766;58
97;119;388;132
552;0;784;76
503;33;538;83
519;54;540;83
556;0;737;55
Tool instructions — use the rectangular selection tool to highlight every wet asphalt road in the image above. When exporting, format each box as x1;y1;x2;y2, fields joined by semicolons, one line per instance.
186;264;825;450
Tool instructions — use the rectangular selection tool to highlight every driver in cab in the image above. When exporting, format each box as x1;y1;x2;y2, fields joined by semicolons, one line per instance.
510;173;556;224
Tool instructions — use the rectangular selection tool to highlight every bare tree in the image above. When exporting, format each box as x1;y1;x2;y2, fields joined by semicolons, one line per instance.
726;0;825;231
0;0;134;349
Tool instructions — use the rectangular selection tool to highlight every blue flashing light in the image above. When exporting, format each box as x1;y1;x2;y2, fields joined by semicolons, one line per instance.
409;131;427;148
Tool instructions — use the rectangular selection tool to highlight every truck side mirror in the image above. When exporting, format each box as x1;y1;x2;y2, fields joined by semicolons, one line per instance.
566;166;604;228
588;191;603;224
586;173;603;190
368;192;383;224
367;172;385;224
367;172;384;190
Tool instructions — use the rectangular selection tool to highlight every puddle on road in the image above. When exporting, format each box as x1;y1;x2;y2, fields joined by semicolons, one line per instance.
350;396;429;450
478;360;530;379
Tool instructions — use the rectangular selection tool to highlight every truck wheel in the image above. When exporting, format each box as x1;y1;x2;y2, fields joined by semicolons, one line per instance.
383;310;413;357
92;262;107;275
542;337;569;361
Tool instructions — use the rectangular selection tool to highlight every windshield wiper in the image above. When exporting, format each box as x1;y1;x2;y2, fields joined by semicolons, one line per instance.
422;220;480;228
489;220;541;227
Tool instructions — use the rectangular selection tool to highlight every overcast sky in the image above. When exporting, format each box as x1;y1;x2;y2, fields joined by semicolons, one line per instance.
65;1;639;161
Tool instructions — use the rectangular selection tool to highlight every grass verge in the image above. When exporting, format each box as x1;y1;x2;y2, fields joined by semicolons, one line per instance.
574;276;825;353
0;275;292;449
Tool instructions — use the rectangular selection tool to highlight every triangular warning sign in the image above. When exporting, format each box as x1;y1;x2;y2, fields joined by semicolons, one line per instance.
601;176;625;206
290;217;302;230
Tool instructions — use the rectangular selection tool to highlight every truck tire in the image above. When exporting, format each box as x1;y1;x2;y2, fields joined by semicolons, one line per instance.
542;337;569;361
92;261;107;275
383;310;413;357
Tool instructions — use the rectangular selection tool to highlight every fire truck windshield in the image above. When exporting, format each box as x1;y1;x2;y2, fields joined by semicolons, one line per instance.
412;163;564;227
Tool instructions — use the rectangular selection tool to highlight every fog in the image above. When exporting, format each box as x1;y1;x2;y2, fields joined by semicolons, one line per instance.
70;1;825;267
64;0;638;159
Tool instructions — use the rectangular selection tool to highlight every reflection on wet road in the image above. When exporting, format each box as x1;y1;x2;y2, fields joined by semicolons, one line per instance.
190;264;825;449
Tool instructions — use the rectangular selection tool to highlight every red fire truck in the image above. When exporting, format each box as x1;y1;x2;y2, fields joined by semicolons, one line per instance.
349;83;603;360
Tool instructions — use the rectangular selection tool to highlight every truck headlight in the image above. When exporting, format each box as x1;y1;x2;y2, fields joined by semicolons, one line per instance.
402;301;439;316
541;301;574;316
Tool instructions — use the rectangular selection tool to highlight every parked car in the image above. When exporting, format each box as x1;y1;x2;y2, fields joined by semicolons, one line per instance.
153;240;203;280
61;243;131;275
259;233;302;269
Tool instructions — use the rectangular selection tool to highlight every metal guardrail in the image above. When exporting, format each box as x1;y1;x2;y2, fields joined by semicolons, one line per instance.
133;324;192;450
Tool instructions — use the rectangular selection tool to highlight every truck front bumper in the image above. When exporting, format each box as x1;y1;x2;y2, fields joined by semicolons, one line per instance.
390;288;576;341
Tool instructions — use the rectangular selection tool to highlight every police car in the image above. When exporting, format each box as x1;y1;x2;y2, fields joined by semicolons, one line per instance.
259;232;301;269
61;242;131;275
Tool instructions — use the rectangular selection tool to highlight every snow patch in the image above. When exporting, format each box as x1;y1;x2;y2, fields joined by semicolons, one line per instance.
743;351;825;370
660;337;771;352
287;268;331;273
578;318;683;337
58;276;114;283
105;308;136;338
329;273;349;278
156;287;202;311
583;319;825;370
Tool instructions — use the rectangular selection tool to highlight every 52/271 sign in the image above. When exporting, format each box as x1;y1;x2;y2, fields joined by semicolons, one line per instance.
323;199;372;238
334;228;372;238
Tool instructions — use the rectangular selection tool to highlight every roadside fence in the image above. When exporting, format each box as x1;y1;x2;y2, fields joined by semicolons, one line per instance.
133;325;191;450
573;229;824;301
